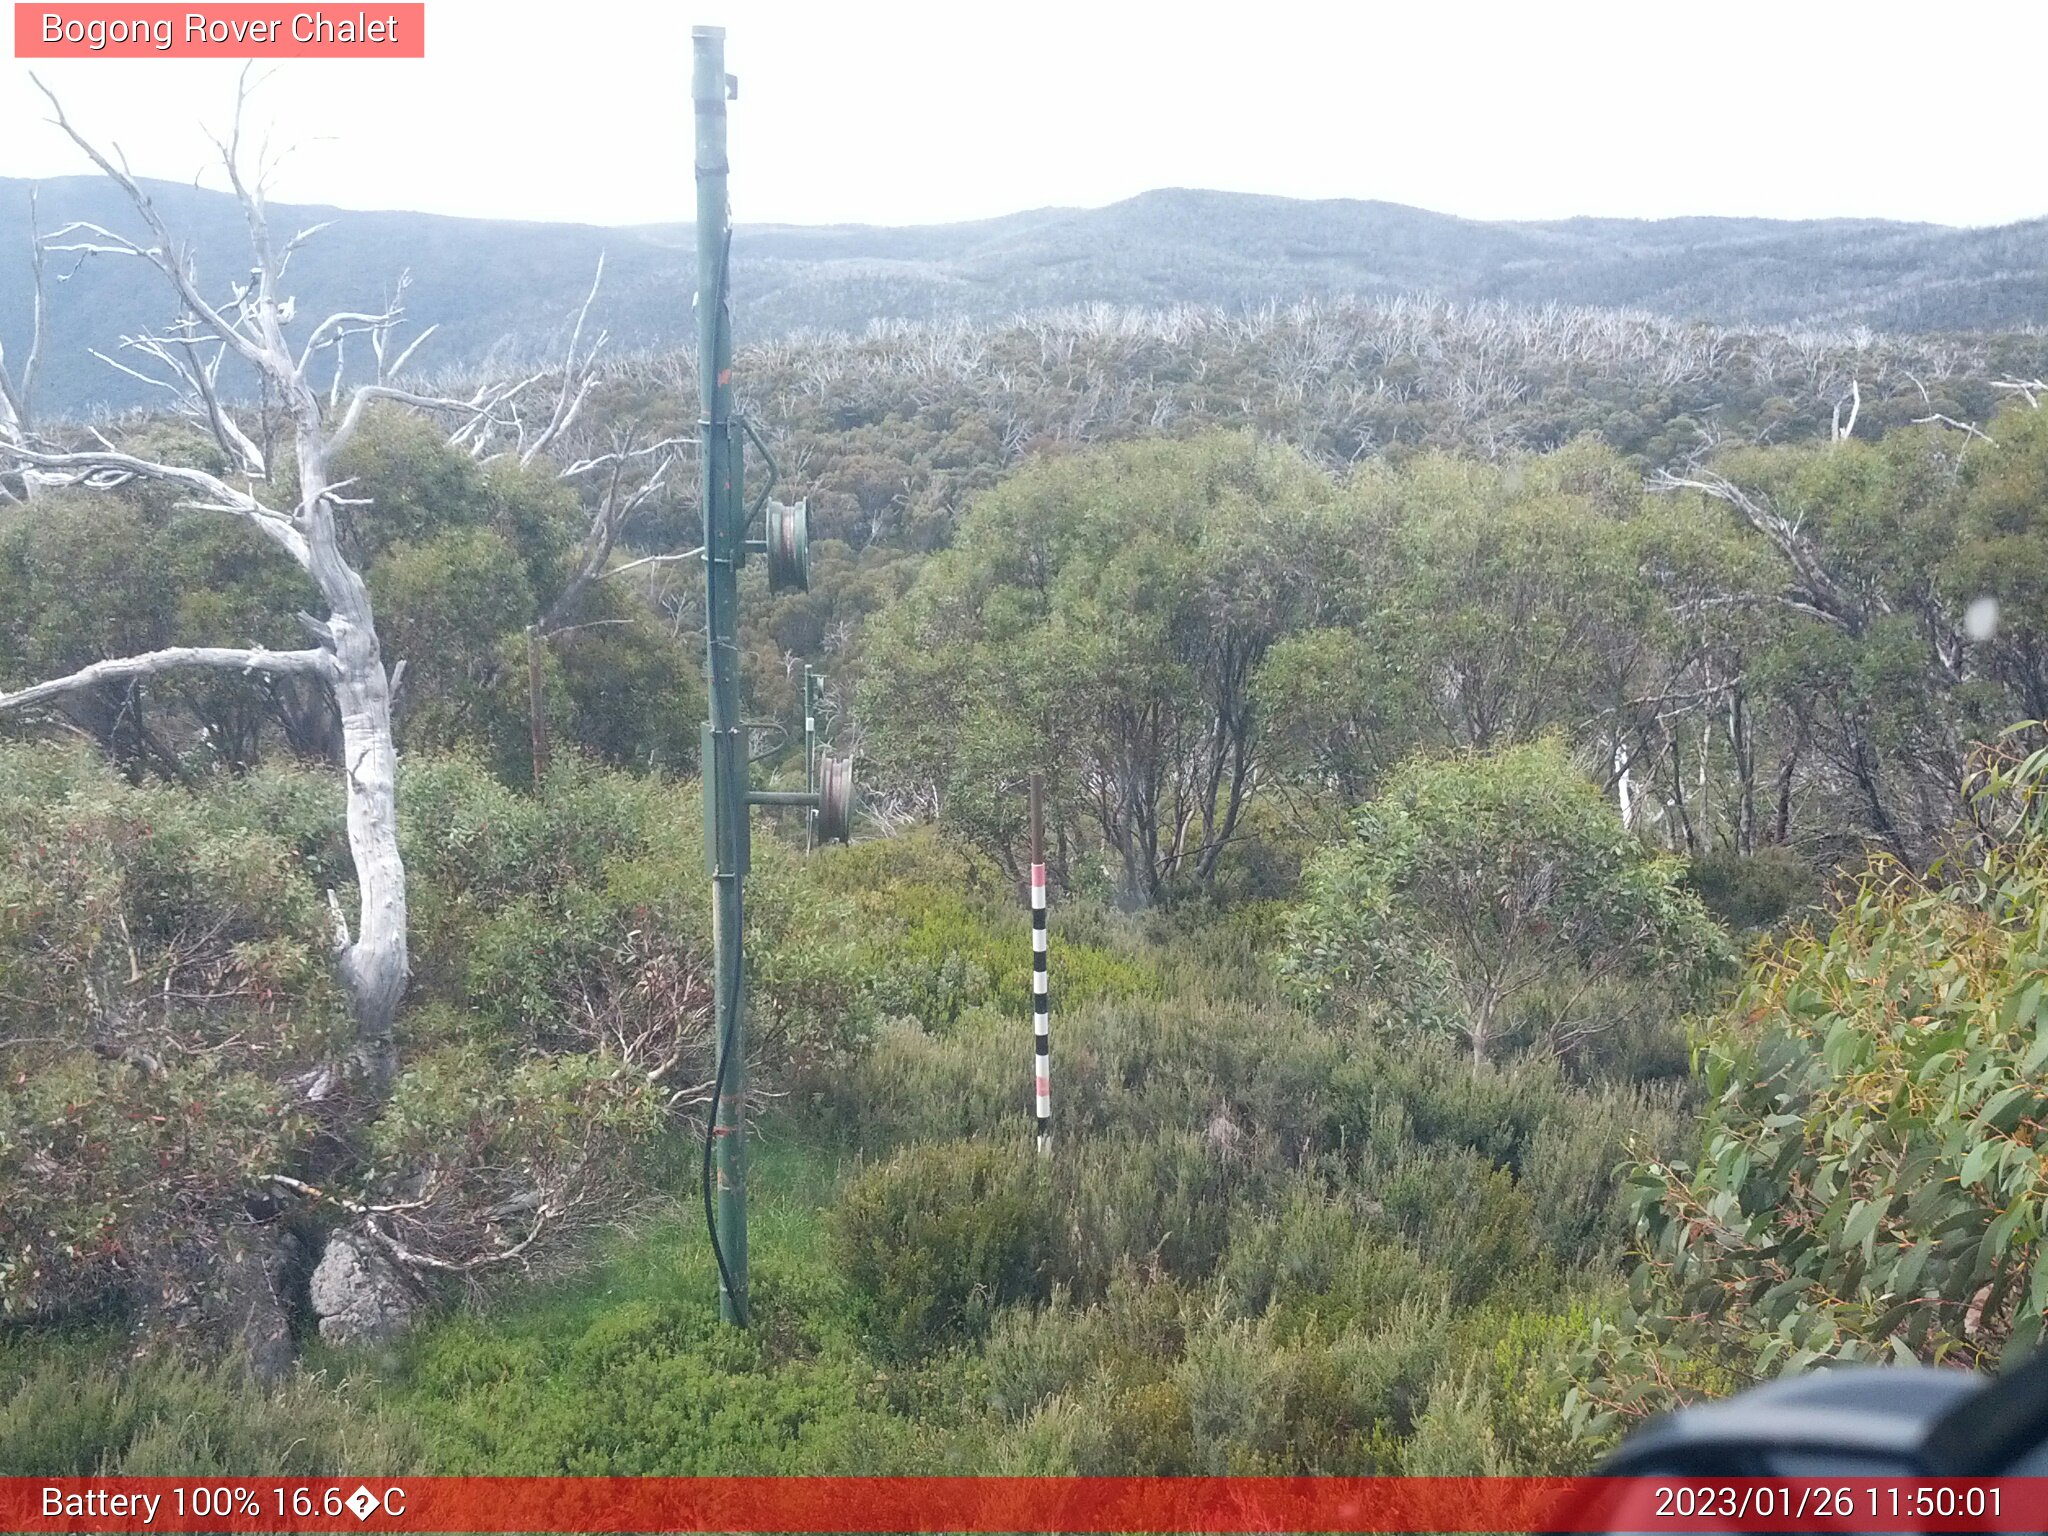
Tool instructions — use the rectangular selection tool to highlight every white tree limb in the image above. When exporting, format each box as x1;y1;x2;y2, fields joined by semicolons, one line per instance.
328;380;515;462
0;646;336;713
519;255;606;466
33;78;277;378
1914;413;1996;445
0;188;45;447
0;442;306;560
1650;467;1880;633
1831;378;1860;443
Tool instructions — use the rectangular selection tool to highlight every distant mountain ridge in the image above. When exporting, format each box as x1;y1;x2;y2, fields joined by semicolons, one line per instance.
3;177;2044;416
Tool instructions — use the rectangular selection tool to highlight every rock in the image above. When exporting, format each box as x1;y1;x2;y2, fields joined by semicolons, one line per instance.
239;1227;303;1385
308;1230;415;1345
1204;1104;1245;1160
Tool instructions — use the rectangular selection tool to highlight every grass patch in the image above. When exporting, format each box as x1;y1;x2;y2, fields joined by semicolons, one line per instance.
343;1122;999;1474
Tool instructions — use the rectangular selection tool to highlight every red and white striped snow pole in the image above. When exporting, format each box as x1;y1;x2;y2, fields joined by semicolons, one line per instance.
1029;772;1050;1154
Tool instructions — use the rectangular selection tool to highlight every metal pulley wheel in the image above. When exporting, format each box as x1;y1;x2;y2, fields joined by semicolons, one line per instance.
765;498;810;594
815;752;853;844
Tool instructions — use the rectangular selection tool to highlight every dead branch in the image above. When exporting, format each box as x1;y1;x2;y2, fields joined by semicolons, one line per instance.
1650;467;1880;634
518;255;606;466
0;645;336;713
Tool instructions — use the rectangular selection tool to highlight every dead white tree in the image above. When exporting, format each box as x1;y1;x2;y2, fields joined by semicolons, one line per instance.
0;188;45;501
1831;378;1861;443
0;80;520;1093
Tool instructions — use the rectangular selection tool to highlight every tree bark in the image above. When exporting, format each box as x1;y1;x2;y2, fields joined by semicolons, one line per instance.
527;624;551;788
329;613;407;1093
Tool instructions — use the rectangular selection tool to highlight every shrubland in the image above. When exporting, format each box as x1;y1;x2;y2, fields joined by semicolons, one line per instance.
6;292;2048;1475
0;743;1672;1474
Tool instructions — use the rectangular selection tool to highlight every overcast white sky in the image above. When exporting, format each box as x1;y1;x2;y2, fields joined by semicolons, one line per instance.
3;0;2041;230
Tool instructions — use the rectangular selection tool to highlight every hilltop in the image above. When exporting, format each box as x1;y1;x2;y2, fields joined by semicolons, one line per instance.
3;177;2044;415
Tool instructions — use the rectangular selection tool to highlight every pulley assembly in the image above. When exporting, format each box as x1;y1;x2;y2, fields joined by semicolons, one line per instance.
764;498;809;593
732;667;856;853
815;752;853;844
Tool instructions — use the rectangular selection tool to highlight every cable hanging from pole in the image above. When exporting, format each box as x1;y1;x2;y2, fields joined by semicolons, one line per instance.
698;211;744;1318
693;25;751;1329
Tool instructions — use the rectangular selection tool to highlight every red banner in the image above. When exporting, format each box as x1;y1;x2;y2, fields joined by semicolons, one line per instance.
3;1476;2045;1532
13;5;425;58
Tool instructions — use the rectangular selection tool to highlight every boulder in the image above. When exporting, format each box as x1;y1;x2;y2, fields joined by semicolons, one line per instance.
308;1229;415;1345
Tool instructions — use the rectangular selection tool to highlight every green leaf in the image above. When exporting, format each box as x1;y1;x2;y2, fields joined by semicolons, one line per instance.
1842;1198;1884;1254
1988;1205;2030;1263
1978;1086;2032;1134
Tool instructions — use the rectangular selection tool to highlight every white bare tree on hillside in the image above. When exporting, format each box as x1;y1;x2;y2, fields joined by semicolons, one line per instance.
0;80;538;1093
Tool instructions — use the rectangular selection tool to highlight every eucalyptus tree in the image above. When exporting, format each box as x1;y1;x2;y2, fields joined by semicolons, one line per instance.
1584;736;2048;1431
1281;740;1728;1067
1652;410;2048;862
862;433;1334;902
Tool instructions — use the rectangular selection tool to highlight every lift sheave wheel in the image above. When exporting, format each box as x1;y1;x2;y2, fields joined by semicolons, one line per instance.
816;752;854;844
766;499;810;594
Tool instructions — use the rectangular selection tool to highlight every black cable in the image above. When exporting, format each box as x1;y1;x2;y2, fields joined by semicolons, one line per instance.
701;910;741;1314
700;222;743;1318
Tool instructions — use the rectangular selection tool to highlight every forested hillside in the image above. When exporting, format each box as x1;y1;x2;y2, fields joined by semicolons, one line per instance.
7;148;2048;1479
8;173;2048;415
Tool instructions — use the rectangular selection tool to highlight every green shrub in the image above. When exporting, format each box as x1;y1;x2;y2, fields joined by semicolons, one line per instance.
0;1341;420;1475
1401;1368;1508;1474
1460;1301;1608;1474
1687;845;1819;934
1320;1036;1680;1272
831;1141;1059;1356
1097;1377;1197;1473
980;1290;1105;1424
1177;1316;1289;1473
396;1285;932;1474
0;745;350;1324
812;829;1160;1030
1056;1130;1267;1296
1321;1301;1450;1441
1517;1084;1683;1265
824;990;1344;1158
1381;1149;1543;1306
1220;1188;1443;1334
1282;740;1730;1065
981;1267;1189;1424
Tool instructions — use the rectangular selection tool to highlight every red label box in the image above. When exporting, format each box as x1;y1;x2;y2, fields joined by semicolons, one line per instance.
14;4;425;57
4;1476;2048;1533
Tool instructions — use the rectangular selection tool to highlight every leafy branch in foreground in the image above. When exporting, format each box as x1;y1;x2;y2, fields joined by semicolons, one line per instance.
1580;725;2048;1431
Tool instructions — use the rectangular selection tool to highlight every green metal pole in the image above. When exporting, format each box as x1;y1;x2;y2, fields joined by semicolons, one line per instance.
694;23;748;1327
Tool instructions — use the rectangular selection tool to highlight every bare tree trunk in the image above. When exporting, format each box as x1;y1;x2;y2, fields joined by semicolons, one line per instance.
1469;991;1495;1067
330;609;407;1091
1729;684;1756;856
1667;721;1698;855
527;624;551;788
0;187;45;503
1774;742;1799;846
